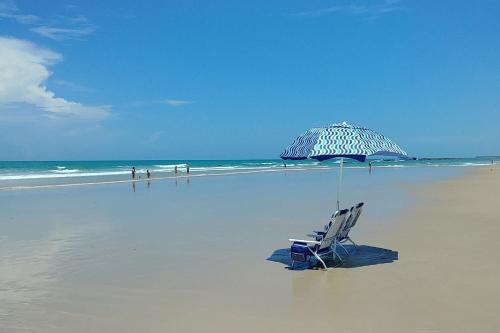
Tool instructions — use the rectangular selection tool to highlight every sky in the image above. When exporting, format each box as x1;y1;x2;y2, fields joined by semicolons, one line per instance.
0;0;499;160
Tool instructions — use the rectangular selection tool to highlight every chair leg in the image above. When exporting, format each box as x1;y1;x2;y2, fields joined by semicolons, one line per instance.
308;249;326;269
332;242;344;265
338;242;350;255
314;253;327;270
347;237;358;247
333;251;343;265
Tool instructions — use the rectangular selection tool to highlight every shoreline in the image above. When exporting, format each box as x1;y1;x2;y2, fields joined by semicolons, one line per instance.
0;162;491;192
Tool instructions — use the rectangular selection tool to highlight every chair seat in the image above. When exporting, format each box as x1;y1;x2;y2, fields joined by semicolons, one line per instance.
291;243;314;253
291;243;330;255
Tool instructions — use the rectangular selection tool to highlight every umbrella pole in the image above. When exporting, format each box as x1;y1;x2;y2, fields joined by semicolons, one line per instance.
337;158;343;211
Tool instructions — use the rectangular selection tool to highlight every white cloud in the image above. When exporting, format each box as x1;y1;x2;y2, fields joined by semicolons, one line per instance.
31;25;96;41
0;36;110;119
0;0;39;24
0;1;96;40
162;99;194;106
292;0;404;19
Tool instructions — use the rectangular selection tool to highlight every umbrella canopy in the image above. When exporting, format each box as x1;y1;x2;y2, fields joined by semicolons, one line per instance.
280;122;407;162
280;121;408;210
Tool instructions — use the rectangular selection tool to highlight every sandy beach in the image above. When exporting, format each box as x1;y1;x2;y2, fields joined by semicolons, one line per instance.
1;165;499;332
3;1;500;332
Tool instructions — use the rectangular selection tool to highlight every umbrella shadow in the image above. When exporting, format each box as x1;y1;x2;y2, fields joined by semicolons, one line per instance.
267;244;398;270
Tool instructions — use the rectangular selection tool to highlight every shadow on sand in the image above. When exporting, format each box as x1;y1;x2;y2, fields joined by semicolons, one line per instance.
267;245;398;270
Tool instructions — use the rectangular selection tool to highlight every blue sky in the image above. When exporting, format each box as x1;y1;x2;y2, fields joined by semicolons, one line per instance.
1;0;499;160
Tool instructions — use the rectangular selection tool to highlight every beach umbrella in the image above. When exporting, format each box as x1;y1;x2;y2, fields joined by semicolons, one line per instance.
280;121;408;210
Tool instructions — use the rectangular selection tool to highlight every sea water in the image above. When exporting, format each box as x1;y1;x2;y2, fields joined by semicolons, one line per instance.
0;157;497;190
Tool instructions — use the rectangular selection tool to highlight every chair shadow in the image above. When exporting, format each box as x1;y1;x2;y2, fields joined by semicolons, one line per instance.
267;245;398;270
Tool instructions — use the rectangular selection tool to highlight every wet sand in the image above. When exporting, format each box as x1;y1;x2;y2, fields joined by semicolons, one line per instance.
1;166;499;332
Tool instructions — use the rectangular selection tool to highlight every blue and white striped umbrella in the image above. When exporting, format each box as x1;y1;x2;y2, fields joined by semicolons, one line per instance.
280;121;408;209
280;122;407;162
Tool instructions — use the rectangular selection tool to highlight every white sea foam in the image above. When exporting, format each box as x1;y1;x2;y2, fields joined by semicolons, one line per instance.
51;169;80;174
459;162;490;166
0;170;131;181
256;162;275;165
153;164;186;168
190;166;273;172
0;167;302;191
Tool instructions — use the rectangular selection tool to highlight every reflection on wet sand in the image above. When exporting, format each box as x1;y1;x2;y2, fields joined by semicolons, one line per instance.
0;224;110;330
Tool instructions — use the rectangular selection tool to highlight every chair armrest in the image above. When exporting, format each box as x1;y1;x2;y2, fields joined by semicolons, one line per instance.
288;239;321;245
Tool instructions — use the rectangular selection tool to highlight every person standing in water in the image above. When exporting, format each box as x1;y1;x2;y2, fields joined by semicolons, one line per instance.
131;167;136;179
369;161;372;173
174;165;178;174
146;169;151;179
186;164;190;174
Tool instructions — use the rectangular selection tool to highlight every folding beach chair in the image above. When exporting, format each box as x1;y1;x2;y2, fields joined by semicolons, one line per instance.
289;209;349;269
337;202;364;254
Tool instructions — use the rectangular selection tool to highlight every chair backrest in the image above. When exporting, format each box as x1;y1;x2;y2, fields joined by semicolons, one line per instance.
317;209;349;251
338;202;364;241
349;202;364;229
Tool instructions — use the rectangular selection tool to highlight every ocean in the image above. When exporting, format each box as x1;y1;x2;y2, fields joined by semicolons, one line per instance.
0;157;497;190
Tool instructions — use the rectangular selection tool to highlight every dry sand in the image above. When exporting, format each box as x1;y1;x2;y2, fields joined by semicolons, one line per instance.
219;166;500;333
1;166;499;332
348;165;500;333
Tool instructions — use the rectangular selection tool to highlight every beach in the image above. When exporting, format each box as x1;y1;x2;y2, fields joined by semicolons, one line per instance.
1;165;499;332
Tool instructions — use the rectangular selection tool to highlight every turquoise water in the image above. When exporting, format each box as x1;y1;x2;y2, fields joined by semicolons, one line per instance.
0;157;497;189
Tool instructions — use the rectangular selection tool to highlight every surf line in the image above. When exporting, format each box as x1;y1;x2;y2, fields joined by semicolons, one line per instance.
1;163;485;192
0;166;332;191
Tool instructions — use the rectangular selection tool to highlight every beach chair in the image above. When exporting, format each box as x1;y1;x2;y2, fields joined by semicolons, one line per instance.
337;202;364;254
289;209;349;269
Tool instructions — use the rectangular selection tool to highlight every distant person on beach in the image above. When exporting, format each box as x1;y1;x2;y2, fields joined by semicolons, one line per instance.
186;164;190;174
369;161;372;173
131;167;136;179
174;165;178;174
283;163;286;168
146;169;151;179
